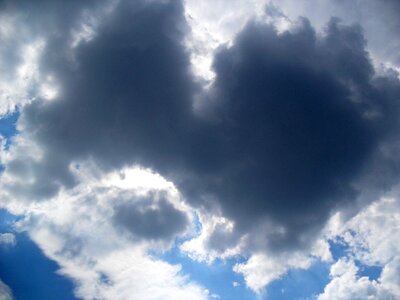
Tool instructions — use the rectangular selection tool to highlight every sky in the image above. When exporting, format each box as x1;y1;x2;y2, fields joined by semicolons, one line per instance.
0;0;400;299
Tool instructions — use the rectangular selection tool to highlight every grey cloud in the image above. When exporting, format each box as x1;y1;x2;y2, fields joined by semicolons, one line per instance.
4;0;195;201
345;0;400;66
275;0;400;68
187;18;400;251
0;0;111;115
206;223;240;252
2;0;400;253
0;280;12;300
113;197;189;241
0;0;104;81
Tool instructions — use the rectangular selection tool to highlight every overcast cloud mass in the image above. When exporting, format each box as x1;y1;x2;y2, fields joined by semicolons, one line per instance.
0;0;400;299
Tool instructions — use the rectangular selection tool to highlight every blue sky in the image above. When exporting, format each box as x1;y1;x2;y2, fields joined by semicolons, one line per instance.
0;0;400;299
0;229;76;300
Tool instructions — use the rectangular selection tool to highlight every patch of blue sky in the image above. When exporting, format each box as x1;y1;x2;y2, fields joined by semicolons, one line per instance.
161;245;255;300
158;214;332;300
0;209;21;232
356;263;382;281
0;110;19;173
0;232;78;300
158;213;255;299
329;239;383;281
0;110;19;149
0;209;77;300
161;242;333;300
161;236;379;300
328;238;349;261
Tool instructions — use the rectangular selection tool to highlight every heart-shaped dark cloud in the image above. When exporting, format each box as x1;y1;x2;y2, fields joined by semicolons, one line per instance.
3;0;400;251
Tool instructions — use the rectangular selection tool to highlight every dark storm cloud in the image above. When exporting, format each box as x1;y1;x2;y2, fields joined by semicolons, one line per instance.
4;0;400;252
194;19;400;251
113;197;189;241
181;18;400;252
9;0;195;200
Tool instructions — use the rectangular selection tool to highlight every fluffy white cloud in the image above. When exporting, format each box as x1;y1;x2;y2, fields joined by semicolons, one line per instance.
339;197;400;266
180;212;243;263
184;0;266;81
317;258;396;300
182;189;400;296
181;207;333;293
318;195;400;299
234;252;312;293
233;238;332;293
0;12;38;115
379;257;400;299
4;164;210;300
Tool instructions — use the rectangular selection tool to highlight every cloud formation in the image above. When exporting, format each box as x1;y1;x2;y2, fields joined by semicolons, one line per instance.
14;165;207;300
192;17;399;251
318;257;400;300
114;197;189;242
2;0;400;254
317;195;400;299
1;0;400;297
0;0;112;115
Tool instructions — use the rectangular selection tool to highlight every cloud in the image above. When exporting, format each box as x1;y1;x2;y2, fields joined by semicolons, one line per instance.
231;183;400;295
379;257;400;299
0;280;12;300
2;0;400;288
180;213;244;263
0;0;112;115
184;17;400;259
1;0;400;296
234;252;313;293
232;238;332;293
13;165;208;300
193;18;381;251
274;0;400;69
0;0;195;205
318;194;400;299
3;0;400;254
184;0;267;80
113;197;189;242
317;258;397;300
0;233;16;247
338;197;400;266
